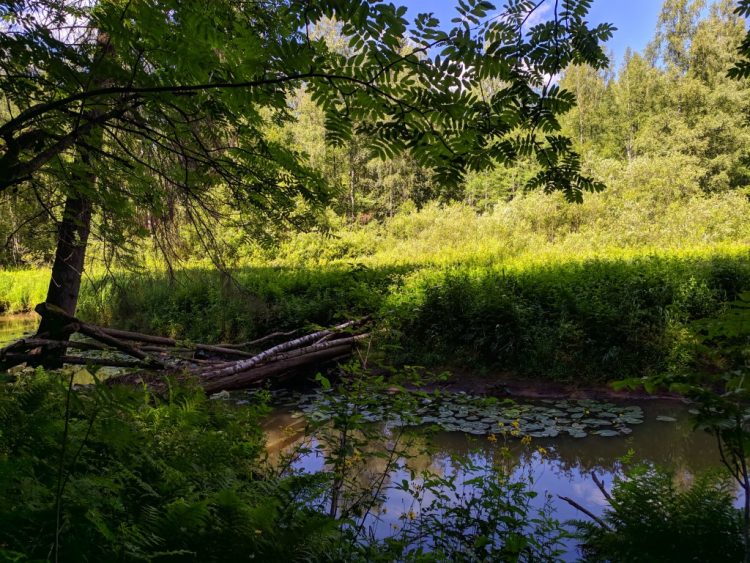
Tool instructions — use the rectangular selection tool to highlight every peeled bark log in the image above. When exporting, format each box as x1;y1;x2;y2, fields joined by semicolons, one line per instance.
199;320;359;380
203;345;353;393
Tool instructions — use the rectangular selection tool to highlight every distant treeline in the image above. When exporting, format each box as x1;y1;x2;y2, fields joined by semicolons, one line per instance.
0;0;748;268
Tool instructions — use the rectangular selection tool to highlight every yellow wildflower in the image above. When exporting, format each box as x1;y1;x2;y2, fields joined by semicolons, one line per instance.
537;447;548;456
487;433;497;443
521;435;532;446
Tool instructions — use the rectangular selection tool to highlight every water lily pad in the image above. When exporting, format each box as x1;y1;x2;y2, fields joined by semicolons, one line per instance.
582;419;613;426
656;416;677;422
594;430;620;437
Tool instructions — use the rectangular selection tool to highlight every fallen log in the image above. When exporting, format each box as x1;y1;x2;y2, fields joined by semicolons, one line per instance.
198;320;361;380
96;327;176;347
12;338;109;353
3;353;152;369
2;302;371;392
203;344;353;393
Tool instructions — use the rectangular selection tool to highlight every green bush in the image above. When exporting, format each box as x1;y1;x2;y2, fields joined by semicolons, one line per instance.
0;371;340;562
576;466;744;563
386;252;750;382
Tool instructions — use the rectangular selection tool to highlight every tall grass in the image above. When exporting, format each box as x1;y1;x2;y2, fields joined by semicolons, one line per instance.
0;269;49;314
1;188;748;382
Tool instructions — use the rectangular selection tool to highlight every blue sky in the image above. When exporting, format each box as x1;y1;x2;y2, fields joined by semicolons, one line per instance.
402;0;663;68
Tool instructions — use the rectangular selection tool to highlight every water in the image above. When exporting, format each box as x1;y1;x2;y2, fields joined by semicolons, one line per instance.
0;315;728;560
0;314;37;347
263;396;722;560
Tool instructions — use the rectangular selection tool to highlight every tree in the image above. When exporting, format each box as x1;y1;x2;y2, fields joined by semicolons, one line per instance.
0;0;613;356
647;0;706;74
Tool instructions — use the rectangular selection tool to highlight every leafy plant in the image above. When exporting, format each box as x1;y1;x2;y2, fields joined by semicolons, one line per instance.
575;465;744;563
0;370;345;562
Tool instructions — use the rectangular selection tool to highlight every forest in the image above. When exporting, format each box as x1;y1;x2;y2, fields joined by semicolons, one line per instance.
1;0;749;561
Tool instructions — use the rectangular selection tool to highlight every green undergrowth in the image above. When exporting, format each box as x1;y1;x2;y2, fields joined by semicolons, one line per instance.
386;249;750;382
0;371;330;562
3;247;748;383
0;269;49;314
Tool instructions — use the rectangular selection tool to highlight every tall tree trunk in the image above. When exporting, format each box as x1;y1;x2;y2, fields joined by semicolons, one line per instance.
36;32;110;360
37;185;93;342
42;193;93;319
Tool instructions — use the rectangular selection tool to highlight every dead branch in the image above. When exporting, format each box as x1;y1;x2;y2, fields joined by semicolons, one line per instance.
198;320;361;380
2;353;152;369
558;495;612;531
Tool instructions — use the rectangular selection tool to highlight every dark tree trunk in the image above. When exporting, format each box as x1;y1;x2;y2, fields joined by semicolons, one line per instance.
45;194;93;315
36;31;110;358
37;189;93;349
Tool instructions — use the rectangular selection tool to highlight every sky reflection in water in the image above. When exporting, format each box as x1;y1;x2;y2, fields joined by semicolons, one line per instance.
267;401;721;561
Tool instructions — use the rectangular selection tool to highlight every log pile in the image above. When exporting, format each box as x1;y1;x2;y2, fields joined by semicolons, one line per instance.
0;303;370;393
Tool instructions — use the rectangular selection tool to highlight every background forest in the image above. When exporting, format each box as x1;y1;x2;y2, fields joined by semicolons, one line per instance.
1;0;748;269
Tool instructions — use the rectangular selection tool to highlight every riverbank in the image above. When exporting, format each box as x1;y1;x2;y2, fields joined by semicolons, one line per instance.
2;246;749;385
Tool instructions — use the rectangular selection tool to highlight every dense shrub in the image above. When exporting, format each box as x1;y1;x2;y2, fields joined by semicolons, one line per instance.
0;371;340;562
386;252;750;382
576;466;744;562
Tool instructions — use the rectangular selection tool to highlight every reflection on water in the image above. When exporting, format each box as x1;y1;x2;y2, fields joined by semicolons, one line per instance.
0;315;728;560
266;401;721;561
0;314;37;346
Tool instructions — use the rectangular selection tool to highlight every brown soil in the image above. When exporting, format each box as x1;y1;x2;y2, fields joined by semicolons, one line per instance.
408;367;683;402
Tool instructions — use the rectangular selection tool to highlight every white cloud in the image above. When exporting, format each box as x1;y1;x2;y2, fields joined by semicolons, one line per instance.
524;2;554;29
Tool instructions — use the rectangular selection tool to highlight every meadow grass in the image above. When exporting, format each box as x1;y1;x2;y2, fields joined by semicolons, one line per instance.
0;269;50;314
2;190;748;383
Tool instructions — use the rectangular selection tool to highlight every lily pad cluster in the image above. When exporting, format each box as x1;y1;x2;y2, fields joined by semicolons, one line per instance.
267;389;645;439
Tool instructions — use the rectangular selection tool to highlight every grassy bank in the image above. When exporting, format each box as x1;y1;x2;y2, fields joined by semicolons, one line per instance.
3;245;748;384
3;190;749;383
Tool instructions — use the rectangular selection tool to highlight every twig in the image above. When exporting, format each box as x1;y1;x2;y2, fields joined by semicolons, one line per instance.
558;495;611;531
591;472;613;503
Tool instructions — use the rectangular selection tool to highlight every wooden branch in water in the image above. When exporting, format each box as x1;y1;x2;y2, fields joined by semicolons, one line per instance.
558;495;611;531
591;472;613;503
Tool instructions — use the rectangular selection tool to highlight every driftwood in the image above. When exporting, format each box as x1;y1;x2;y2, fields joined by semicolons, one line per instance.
0;302;370;393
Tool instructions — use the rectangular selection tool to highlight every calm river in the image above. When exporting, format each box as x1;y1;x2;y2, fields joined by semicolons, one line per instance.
0;315;725;560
